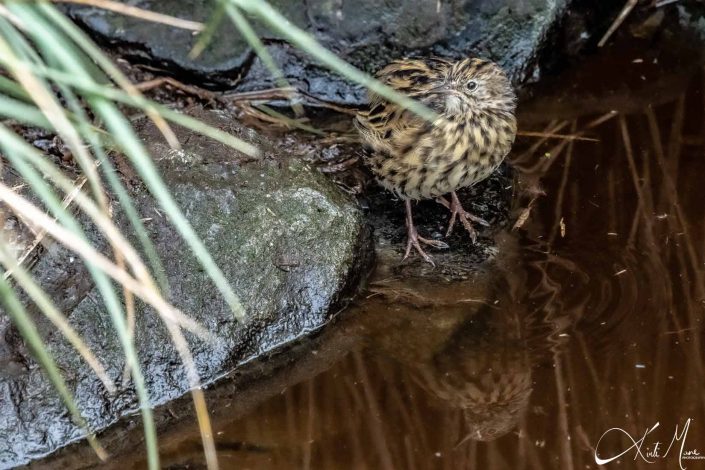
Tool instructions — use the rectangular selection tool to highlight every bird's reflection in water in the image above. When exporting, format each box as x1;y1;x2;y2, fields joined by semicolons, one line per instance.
412;305;533;442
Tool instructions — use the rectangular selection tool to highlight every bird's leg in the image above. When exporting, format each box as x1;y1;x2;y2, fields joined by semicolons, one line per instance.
436;192;490;242
403;199;448;266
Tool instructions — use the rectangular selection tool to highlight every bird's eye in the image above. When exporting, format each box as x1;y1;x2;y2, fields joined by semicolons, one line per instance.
466;80;478;92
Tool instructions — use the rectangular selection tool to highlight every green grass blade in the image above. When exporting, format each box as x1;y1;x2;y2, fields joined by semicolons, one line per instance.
0;9;245;321
228;0;437;121
0;264;107;461
97;154;171;294
0;132;211;341
0;6;252;157
16;6;169;293
1;8;153;372
223;2;303;115
0;92;112;143
0;124;161;469
0;94;51;127
6;8;107;210
36;3;181;149
96;103;247;321
66;108;171;294
224;3;285;88
0;243;116;394
148;105;259;156
189;0;227;59
0;13;43;64
0;29;108;221
0;54;259;156
65;98;171;294
0;75;30;100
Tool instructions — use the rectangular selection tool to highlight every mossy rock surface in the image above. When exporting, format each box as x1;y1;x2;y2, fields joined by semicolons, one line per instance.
0;111;372;468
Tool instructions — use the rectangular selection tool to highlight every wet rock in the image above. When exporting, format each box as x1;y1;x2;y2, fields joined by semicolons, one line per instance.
34;227;529;469
64;0;619;105
0;110;372;468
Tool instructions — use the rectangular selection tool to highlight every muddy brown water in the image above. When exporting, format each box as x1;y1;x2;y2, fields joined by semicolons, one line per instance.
78;38;705;469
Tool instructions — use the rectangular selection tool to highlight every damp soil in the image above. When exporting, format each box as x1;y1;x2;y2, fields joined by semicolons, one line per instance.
35;20;705;470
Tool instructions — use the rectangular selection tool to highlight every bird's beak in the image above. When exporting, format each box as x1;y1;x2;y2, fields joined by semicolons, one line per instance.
430;84;462;96
429;84;450;94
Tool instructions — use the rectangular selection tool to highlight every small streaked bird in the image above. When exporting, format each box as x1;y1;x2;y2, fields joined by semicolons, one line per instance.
355;57;517;265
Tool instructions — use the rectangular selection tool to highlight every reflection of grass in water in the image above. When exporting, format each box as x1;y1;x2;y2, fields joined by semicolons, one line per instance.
508;67;705;469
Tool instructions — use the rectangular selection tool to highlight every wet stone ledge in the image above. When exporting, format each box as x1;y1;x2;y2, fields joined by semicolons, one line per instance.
0;110;373;468
364;164;513;280
62;0;623;105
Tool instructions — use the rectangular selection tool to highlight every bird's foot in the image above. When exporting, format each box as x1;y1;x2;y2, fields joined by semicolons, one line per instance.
436;192;489;242
403;225;448;266
402;199;448;266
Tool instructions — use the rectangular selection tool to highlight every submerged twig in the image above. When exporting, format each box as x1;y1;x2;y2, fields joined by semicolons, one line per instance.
512;121;569;165
512;198;536;230
517;131;599;142
548;121;576;246
598;0;638;47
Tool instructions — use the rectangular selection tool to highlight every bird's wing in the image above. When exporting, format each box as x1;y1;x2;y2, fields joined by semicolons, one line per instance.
355;58;452;154
355;58;448;149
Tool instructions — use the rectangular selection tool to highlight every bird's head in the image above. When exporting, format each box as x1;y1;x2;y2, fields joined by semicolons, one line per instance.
416;58;516;117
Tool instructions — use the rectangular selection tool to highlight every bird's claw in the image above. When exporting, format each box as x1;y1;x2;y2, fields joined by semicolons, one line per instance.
403;199;448;266
402;243;434;266
446;212;476;242
419;237;449;250
403;235;447;266
441;192;489;242
467;213;490;226
403;231;448;266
